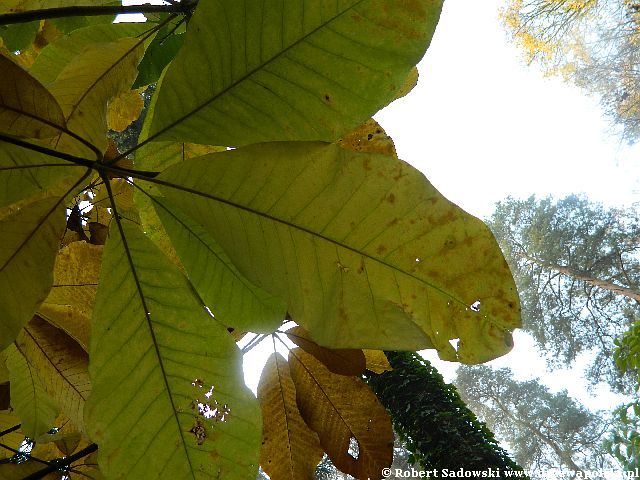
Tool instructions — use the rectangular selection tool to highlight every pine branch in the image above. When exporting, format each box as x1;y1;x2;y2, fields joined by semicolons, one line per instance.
0;2;197;25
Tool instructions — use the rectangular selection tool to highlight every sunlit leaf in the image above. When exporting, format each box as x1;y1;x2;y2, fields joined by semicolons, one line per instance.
289;348;393;479
106;88;144;132
86;220;261;479
285;326;366;376
153;197;286;333
258;352;323;480
16;316;90;431
336;118;397;157
4;344;58;438
0;197;66;350
157;142;520;362
148;0;443;145
0;52;66;139
362;349;392;373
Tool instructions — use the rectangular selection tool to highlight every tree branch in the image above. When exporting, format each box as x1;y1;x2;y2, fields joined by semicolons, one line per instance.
22;443;98;480
0;1;197;25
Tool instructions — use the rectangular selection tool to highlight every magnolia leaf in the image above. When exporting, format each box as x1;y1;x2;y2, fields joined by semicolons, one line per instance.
289;348;393;479
30;23;150;86
49;36;145;155
0;52;67;139
336;119;397;157
133;28;184;88
153;197;286;333
258;352;323;480
107;89;144;132
0;197;66;351
363;350;392;373
157;142;520;362
148;0;443;145
0;142;82;210
285;326;366;376
4;344;58;439
0;409;24;460
0;22;39;51
16;316;90;432
86;220;261;479
38;241;103;351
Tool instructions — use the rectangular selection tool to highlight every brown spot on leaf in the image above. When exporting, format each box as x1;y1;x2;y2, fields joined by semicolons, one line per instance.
387;193;396;204
189;420;207;445
376;245;387;255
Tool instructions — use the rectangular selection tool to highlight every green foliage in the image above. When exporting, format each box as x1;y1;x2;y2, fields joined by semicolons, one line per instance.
364;351;525;473
455;365;615;474
489;195;640;389
603;402;640;469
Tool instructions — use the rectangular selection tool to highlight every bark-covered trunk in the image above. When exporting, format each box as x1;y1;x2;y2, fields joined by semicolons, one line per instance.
363;351;528;475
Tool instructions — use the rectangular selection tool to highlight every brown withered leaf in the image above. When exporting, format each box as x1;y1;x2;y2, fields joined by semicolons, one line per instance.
289;348;393;479
285;326;365;376
257;352;323;480
363;350;392;373
16;316;90;432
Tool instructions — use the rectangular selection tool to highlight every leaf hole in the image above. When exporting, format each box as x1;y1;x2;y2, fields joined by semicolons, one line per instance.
347;437;359;459
449;338;460;351
415;257;421;263
470;300;481;312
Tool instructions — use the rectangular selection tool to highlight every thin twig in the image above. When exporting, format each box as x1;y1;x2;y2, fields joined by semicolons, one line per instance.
22;443;98;480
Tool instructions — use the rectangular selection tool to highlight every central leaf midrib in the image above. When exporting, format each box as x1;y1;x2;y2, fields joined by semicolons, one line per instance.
106;187;196;478
145;0;369;145
149;174;470;311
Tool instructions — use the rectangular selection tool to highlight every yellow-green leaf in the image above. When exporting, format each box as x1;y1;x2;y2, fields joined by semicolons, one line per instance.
289;348;393;479
0;197;66;350
153;197;286;333
106;88;143;132
16;316;90;432
38;241;103;351
86;220;261;479
49;36;145;155
258;352;323;480
363;350;392;373
4;344;58;438
0;141;82;210
0;52;66;139
148;0;443;146
157;142;520;362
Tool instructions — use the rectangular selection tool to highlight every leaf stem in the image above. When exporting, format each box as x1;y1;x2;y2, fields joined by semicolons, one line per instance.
0;2;197;25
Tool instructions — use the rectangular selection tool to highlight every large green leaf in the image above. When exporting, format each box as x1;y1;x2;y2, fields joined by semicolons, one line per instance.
0;142;83;209
86;220;261;479
147;0;443;146
153;198;286;333
4;344;59;438
0;197;66;350
156;142;521;362
0;53;66;139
